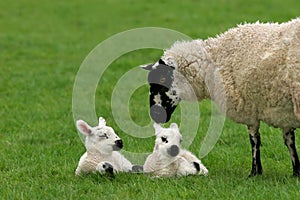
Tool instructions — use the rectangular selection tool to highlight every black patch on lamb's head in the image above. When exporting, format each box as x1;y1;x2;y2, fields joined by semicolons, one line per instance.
142;59;180;123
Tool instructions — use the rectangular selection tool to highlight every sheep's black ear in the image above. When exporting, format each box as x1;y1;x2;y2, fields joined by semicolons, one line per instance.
140;63;154;71
158;59;166;65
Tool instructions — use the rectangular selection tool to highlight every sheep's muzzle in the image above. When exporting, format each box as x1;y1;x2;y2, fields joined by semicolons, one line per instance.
150;104;169;123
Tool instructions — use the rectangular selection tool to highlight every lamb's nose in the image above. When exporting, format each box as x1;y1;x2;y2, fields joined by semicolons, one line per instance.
167;145;179;157
115;140;123;149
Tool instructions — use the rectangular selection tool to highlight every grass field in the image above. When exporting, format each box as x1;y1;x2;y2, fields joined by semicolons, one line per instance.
1;0;300;199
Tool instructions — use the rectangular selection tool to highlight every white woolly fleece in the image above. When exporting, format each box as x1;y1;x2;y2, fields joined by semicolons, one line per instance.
162;18;300;129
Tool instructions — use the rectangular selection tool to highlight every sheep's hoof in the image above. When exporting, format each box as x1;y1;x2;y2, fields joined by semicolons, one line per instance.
248;173;256;178
248;169;262;177
293;170;300;177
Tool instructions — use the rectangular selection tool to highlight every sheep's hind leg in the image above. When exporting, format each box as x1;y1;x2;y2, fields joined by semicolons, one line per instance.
292;88;300;121
283;128;300;177
248;125;262;177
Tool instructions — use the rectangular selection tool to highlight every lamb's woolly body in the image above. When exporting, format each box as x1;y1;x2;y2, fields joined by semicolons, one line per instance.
162;18;300;129
75;117;133;176
75;151;132;175
143;123;208;177
143;151;181;177
144;149;207;177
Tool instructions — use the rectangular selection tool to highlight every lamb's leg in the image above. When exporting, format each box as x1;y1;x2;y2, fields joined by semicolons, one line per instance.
248;125;262;177
283;128;300;177
177;157;198;176
181;150;208;175
96;162;114;175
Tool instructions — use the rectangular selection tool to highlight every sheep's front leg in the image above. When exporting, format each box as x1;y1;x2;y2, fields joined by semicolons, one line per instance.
248;125;262;177
283;128;300;177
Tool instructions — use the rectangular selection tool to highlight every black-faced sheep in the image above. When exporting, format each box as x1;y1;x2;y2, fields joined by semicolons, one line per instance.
143;18;300;176
144;123;208;177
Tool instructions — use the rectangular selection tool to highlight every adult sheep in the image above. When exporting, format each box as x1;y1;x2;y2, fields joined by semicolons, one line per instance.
142;18;300;177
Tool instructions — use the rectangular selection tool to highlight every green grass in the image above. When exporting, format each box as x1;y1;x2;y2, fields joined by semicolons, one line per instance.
1;0;300;199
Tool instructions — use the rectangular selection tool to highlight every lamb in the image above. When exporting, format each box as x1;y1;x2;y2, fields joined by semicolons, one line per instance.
144;123;208;177
75;117;134;176
142;18;300;176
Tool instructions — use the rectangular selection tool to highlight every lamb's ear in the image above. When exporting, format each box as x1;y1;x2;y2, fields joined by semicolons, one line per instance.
76;120;92;136
140;63;154;71
98;117;106;127
170;123;179;130
153;123;162;134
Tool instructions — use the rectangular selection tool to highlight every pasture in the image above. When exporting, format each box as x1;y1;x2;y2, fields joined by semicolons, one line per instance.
1;0;300;199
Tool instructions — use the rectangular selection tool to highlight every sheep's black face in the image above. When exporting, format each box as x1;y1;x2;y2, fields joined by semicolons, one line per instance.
142;59;180;123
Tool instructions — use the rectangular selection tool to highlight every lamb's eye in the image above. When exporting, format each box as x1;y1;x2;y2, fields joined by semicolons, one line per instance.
99;133;108;139
161;136;168;143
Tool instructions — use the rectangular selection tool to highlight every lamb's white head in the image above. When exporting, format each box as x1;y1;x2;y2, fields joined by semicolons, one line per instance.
153;123;182;158
142;59;180;123
76;117;123;154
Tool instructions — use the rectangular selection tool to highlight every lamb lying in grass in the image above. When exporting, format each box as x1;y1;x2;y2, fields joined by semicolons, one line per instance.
75;117;135;176
144;123;208;177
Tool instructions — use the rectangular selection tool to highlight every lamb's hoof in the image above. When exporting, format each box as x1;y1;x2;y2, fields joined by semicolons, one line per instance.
193;162;200;172
97;162;114;175
103;163;114;174
193;162;209;176
132;165;144;173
